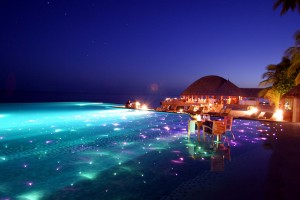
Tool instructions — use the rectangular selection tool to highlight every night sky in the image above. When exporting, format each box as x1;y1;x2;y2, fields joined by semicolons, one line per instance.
1;0;299;99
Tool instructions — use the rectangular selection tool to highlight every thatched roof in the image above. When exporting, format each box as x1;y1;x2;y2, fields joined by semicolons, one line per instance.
283;84;300;97
181;75;244;96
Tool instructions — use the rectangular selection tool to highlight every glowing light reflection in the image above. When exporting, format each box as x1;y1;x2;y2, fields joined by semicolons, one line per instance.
0;102;279;199
79;172;98;180
17;191;44;200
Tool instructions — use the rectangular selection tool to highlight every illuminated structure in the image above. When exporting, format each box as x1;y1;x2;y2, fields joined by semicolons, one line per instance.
159;75;269;116
282;84;300;122
181;75;244;104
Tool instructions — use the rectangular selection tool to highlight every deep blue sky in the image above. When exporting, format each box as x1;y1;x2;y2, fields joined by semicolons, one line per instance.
1;0;299;97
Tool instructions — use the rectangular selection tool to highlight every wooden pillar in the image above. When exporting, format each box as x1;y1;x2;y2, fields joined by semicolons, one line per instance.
292;96;300;122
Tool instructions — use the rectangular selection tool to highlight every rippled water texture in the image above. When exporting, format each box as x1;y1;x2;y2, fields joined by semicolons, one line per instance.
0;102;281;200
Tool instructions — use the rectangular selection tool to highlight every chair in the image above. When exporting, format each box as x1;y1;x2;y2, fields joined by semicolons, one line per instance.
251;111;261;118
202;117;235;142
211;120;226;143
221;108;232;116
224;116;235;140
185;106;195;114
262;112;274;119
202;120;213;141
188;119;203;141
168;105;177;112
202;120;225;143
195;107;204;115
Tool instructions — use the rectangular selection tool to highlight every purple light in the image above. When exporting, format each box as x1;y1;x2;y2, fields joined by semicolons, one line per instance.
171;159;184;164
140;134;147;139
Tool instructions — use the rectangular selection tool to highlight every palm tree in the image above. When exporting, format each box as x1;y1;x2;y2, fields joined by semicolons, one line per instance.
273;0;300;15
259;87;282;109
285;30;300;84
260;65;279;86
288;52;300;84
259;57;294;109
260;57;291;88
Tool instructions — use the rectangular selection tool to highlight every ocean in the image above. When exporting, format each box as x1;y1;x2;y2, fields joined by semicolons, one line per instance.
0;92;177;109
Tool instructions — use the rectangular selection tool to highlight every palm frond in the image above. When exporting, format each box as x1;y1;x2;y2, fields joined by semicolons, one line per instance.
262;71;275;79
285;47;300;58
288;60;300;76
258;87;271;97
291;52;300;62
259;79;274;86
274;0;300;15
266;64;277;70
295;30;300;46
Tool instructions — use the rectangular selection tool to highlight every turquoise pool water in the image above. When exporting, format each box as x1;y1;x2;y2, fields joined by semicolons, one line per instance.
0;102;279;200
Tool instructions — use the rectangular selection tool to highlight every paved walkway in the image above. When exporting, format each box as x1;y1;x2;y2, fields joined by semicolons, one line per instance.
265;122;300;200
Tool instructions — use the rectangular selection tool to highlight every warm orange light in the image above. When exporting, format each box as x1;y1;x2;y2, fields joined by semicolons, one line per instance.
252;107;258;113
141;104;148;110
135;101;141;109
274;109;283;121
247;106;258;115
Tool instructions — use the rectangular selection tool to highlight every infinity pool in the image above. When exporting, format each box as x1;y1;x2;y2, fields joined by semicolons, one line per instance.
0;102;280;199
